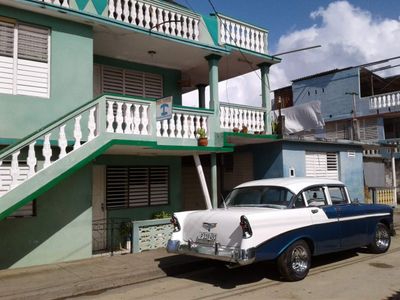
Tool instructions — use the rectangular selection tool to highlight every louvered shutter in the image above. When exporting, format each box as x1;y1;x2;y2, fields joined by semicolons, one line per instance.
106;166;169;209
359;118;378;141
101;65;163;98
0;21;14;94
16;24;50;98
305;152;338;180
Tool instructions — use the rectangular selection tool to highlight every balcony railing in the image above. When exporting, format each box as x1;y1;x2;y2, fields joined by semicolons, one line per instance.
42;0;69;7
368;91;400;109
220;102;266;133
218;14;268;54
366;187;397;207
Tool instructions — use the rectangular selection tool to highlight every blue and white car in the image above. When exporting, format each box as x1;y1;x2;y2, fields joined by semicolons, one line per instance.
167;177;395;281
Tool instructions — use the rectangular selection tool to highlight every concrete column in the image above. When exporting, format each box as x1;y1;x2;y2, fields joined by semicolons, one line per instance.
205;54;222;111
392;154;397;206
197;84;207;108
193;154;212;209
258;63;271;134
211;153;218;208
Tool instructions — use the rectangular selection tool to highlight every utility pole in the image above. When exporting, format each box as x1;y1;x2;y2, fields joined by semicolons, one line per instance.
345;92;360;141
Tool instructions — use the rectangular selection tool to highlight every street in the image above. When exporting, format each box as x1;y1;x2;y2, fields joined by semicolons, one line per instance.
73;235;400;300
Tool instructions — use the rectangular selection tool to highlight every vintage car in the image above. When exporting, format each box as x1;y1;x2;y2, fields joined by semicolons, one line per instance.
167;177;395;281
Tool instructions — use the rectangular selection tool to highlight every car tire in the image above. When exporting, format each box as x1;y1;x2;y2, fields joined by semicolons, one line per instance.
368;222;391;254
277;240;311;281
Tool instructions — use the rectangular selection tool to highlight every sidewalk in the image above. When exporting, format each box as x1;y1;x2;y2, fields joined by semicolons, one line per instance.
1;211;399;300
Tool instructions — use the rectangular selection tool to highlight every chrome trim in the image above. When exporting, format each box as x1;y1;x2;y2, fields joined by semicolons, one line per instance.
167;239;256;265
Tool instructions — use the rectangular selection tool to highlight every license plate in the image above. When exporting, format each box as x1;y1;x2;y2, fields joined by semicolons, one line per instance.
196;232;217;244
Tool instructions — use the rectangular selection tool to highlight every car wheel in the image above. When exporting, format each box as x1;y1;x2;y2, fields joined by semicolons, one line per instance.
368;222;391;254
277;240;311;281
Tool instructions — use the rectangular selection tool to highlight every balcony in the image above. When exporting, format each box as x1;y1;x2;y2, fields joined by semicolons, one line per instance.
368;91;400;109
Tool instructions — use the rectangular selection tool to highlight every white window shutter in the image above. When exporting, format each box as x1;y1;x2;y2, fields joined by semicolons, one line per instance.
16;24;50;98
0;21;15;94
306;151;338;180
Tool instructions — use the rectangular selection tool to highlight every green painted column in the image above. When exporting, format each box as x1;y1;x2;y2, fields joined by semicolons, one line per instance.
211;153;218;208
205;54;222;111
258;63;272;134
197;84;207;109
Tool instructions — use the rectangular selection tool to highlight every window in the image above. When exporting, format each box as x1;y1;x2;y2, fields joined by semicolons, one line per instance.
305;151;339;180
100;65;163;99
303;186;327;207
0;19;50;98
106;166;169;209
293;194;306;208
328;186;348;205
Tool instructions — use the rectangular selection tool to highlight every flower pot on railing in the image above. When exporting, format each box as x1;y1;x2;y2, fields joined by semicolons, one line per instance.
198;138;208;146
196;128;208;146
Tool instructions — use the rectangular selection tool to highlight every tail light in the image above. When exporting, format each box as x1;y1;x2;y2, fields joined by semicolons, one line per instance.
240;215;252;239
170;215;181;232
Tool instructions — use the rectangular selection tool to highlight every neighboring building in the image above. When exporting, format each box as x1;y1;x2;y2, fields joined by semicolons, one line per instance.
274;64;400;205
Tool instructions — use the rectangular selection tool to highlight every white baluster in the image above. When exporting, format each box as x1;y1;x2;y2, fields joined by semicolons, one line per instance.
137;1;144;27
245;27;250;50
249;29;255;51
181;15;188;38
189;115;195;138
61;0;69;8
116;102;124;133
73;115;82;150
202;117;208;136
106;101;115;133
43;133;52;169
193;19;200;40
169;114;176;137
260;32;266;53
219;106;225;128
255;31;261;53
88;106;97;141
142;105;149;135
220;19;226;43
170;12;177;36
27;142;37;178
109;0;116;19
10;151;20;189
182;114;189;138
224;20;231;44
261;112;265;132
122;0;129;22
187;17;193;40
175;14;182;37
130;0;138;25
115;0;123;21
156;120;162;137
124;103;133;134
157;8;164;33
176;113;183;138
58;124;67;159
150;5;157;29
240;25;245;48
144;3;151;29
133;104;141;134
161;120;168;137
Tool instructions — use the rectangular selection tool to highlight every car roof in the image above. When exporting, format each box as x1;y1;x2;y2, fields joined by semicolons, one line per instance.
235;177;345;195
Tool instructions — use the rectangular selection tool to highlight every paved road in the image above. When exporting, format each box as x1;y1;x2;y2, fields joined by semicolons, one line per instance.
73;236;400;300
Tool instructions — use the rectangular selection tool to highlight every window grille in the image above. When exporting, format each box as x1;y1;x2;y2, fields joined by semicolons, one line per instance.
305;151;339;180
106;166;169;209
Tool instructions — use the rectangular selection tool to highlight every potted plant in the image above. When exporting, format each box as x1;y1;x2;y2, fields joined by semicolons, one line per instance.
196;128;208;146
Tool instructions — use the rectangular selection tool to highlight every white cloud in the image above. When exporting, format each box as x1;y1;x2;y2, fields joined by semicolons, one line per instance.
270;0;400;90
183;1;400;107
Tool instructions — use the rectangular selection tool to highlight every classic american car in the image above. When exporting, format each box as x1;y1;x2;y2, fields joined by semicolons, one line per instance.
167;177;395;281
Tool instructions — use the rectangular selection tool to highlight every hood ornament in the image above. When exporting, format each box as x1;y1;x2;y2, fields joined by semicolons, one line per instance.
203;222;217;232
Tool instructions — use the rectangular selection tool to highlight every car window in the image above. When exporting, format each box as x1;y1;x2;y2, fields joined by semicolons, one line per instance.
328;186;348;205
303;187;327;207
226;186;294;208
292;194;306;208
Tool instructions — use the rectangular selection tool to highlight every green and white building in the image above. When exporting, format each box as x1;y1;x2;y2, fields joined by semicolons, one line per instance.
0;0;281;269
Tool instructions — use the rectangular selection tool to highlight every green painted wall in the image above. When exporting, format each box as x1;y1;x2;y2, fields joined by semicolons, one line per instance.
94;56;182;105
95;154;182;220
0;6;93;140
0;166;92;269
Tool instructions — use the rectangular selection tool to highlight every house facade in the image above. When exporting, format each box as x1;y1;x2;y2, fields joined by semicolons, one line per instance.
0;0;282;269
274;64;400;205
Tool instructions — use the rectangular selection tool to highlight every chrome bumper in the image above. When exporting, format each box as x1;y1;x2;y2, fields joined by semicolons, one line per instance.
166;239;256;266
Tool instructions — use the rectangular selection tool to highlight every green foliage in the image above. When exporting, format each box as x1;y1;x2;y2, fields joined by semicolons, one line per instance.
152;211;172;219
196;127;207;138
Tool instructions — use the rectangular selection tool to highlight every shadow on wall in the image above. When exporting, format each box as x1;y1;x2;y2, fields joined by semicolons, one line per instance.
0;166;92;269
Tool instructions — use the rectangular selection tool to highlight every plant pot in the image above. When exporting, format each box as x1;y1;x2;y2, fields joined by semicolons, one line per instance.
233;127;239;133
198;138;208;146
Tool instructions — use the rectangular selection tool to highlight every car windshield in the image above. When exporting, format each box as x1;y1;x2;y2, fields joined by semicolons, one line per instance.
225;186;294;209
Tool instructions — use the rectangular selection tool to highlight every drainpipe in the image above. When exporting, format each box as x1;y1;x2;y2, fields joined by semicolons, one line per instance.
193;154;212;209
392;152;397;206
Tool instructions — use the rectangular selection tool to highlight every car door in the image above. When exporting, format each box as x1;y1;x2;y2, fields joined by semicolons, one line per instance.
303;186;341;254
327;186;368;249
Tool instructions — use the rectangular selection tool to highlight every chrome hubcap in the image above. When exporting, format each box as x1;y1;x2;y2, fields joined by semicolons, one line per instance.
376;226;390;249
291;246;308;273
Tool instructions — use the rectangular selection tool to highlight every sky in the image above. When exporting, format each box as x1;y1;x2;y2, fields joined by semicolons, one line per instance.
175;0;400;107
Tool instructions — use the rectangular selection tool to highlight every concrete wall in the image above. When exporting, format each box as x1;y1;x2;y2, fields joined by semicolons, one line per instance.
0;6;93;141
0;166;93;269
